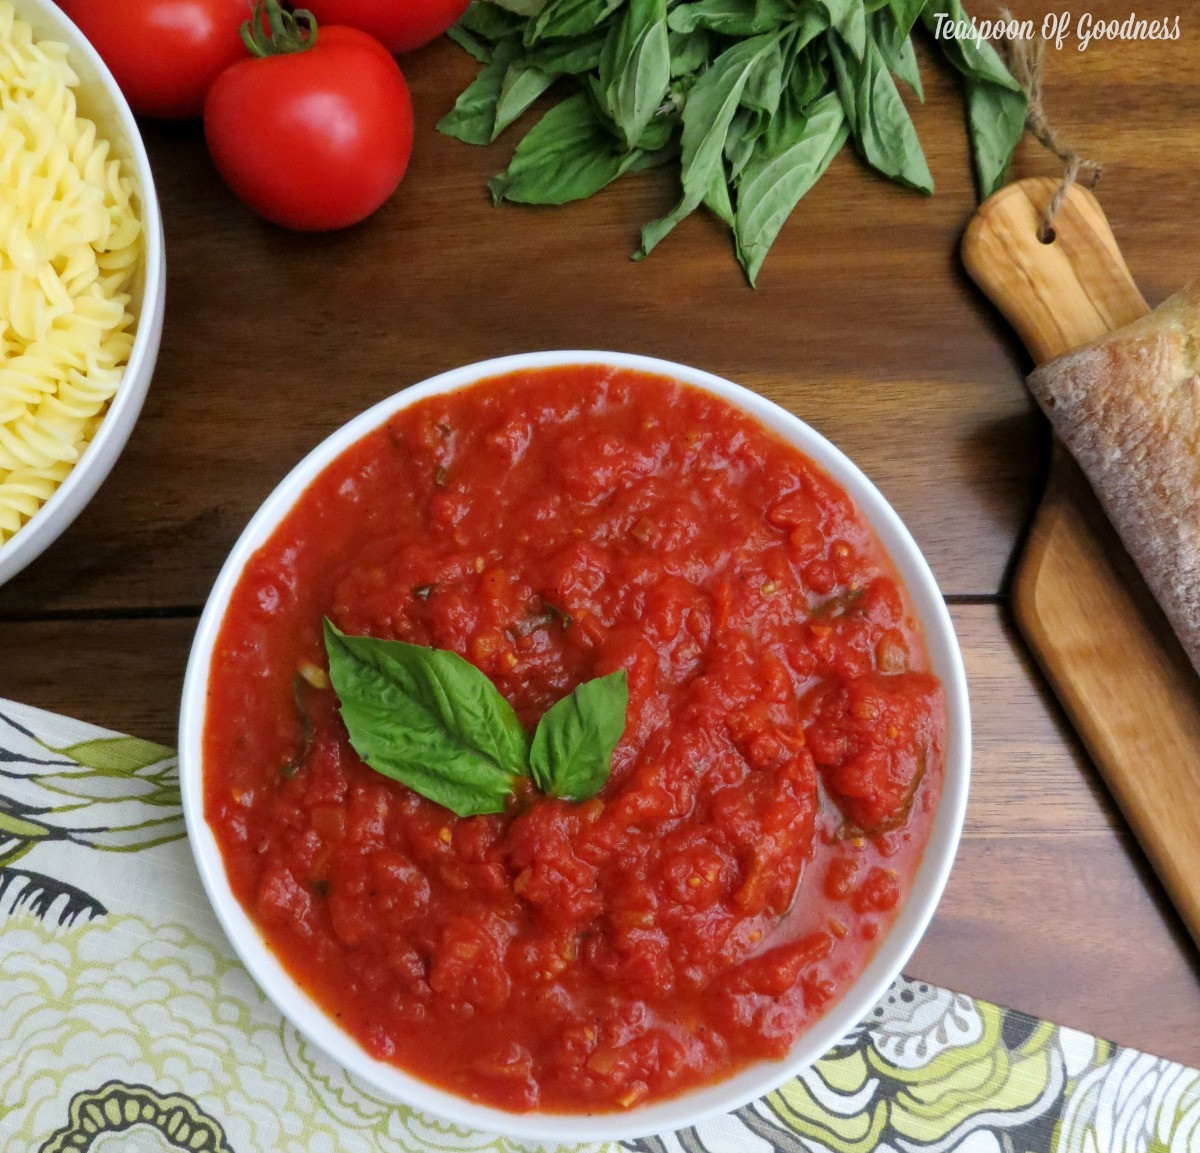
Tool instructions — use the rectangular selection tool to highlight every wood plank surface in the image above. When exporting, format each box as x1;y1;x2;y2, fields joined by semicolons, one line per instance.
3;607;1198;1067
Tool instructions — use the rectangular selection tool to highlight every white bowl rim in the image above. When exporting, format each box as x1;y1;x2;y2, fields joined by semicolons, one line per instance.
180;351;971;1143
0;0;166;585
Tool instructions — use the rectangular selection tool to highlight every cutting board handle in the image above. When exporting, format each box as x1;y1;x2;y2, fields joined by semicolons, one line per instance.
962;176;1149;365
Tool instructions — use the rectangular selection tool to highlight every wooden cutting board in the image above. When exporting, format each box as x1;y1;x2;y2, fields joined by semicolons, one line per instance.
962;177;1200;952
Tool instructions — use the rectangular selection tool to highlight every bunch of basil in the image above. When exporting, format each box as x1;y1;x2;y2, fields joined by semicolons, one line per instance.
438;0;1027;285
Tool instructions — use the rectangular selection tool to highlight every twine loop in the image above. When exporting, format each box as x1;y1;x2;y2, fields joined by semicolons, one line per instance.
1003;15;1102;241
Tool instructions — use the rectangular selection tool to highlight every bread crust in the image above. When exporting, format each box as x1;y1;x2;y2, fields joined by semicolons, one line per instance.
1026;281;1200;672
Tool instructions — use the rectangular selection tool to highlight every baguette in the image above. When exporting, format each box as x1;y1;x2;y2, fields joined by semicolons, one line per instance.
1026;281;1200;673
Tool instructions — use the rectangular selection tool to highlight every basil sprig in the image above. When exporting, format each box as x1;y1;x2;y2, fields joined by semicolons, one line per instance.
439;0;1027;285
323;620;628;817
530;671;629;799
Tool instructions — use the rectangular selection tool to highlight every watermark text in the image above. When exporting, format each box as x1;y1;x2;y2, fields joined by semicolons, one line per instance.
930;11;1181;51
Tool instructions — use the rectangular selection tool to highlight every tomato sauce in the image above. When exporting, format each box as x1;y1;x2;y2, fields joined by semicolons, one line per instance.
204;366;945;1113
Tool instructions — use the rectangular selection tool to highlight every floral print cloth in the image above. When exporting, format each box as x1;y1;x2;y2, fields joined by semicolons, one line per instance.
1;697;1196;1153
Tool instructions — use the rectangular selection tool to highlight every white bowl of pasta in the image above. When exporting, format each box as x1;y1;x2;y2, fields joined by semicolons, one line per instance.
0;0;164;586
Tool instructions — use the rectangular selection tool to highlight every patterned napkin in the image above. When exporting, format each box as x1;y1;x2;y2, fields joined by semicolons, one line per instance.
1;697;1197;1153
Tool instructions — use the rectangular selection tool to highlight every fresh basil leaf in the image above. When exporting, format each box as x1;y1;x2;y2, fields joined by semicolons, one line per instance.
628;138;680;171
704;165;735;226
735;91;848;284
740;33;784;115
781;43;831;121
459;0;528;40
585;69;621;134
493;61;556;138
829;32;932;193
323;621;529;818
790;7;835;56
443;0;1024;280
530;670;628;801
872;6;922;100
962;80;1026;199
885;0;928;39
637;32;781;258
527;0;624;44
921;0;1026;198
761;45;823;156
525;29;607;72
667;0;791;36
437;35;523;144
586;69;676;157
668;27;711;76
490;92;647;204
725;106;764;183
818;0;868;61
601;0;671;151
491;0;550;14
665;0;735;35
448;23;496;62
636;111;676;152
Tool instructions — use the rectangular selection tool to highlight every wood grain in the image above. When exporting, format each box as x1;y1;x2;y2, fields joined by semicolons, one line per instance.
963;177;1200;950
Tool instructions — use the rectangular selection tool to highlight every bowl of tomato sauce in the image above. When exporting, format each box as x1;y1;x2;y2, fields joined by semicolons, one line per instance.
180;353;970;1142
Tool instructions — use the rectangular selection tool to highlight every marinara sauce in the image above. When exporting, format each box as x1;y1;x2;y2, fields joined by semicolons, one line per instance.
204;366;945;1113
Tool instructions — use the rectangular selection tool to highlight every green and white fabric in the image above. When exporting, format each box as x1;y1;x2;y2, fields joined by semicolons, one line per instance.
1;698;1196;1152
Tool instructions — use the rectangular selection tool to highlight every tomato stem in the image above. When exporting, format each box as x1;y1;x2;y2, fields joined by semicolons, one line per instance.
241;0;318;57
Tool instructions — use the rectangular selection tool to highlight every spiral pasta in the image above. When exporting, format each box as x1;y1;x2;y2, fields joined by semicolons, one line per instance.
0;3;142;544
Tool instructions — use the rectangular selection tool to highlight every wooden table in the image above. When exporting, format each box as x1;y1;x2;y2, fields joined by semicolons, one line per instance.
3;0;1198;1069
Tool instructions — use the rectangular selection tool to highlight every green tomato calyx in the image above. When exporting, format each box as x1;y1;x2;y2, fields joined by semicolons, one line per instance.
242;0;319;58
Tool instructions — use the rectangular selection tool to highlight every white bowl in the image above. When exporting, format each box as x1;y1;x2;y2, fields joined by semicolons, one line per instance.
0;0;165;586
180;352;971;1144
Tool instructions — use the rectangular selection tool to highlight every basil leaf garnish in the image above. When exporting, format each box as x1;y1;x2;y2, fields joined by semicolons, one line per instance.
530;670;628;801
324;620;530;817
323;620;628;816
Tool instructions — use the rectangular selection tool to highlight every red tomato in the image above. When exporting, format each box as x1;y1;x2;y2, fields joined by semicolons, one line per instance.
204;25;414;231
302;0;471;54
59;0;249;119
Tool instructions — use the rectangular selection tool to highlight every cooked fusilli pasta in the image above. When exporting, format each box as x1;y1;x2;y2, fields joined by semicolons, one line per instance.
0;2;141;544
